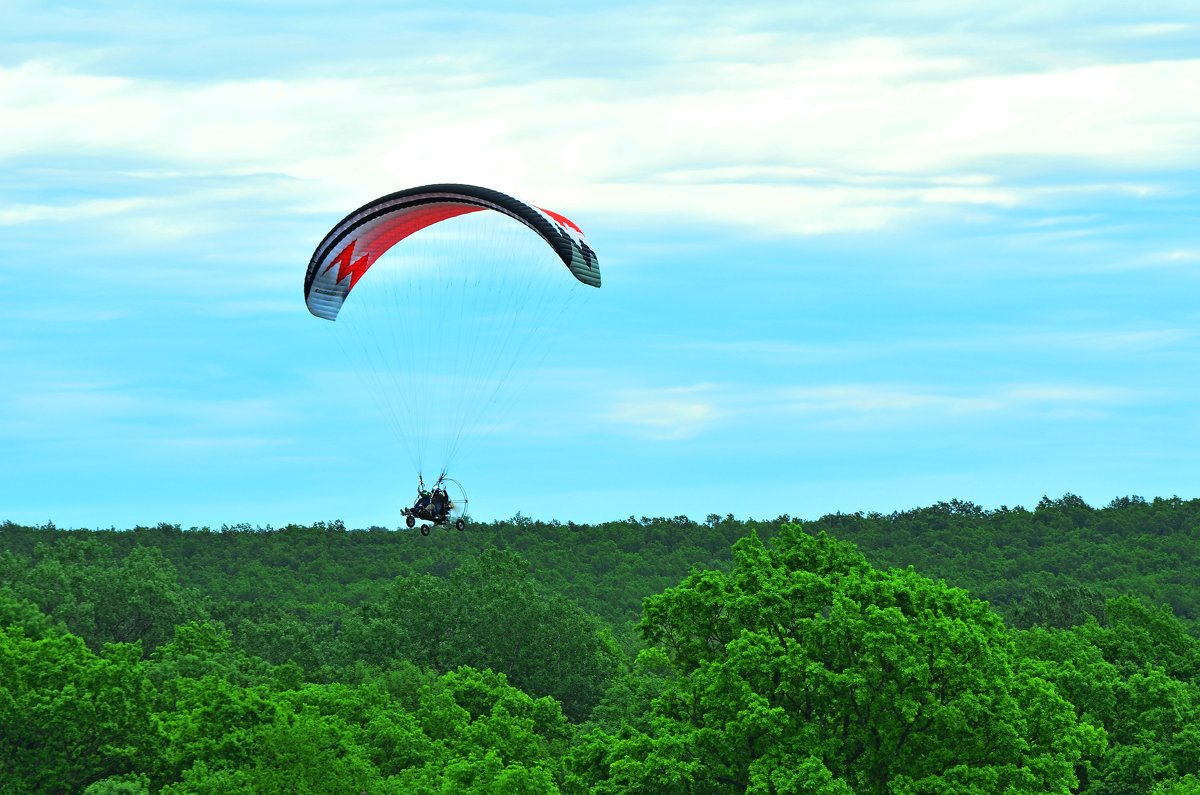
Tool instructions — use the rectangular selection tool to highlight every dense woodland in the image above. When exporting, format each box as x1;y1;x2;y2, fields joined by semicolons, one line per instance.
2;494;1200;793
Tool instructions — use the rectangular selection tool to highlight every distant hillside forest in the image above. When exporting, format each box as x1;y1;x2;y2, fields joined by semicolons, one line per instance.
3;494;1200;793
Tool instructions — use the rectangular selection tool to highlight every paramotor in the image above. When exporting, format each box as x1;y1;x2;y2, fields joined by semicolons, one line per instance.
304;184;601;525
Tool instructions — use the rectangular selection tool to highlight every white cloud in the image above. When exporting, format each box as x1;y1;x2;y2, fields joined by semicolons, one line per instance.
2;29;1198;237
920;186;1022;207
0;197;148;225
606;384;723;439
771;381;1140;428
602;379;1140;438
1121;22;1193;37
675;325;1195;364
2;375;294;445
1012;328;1194;352
775;385;1007;416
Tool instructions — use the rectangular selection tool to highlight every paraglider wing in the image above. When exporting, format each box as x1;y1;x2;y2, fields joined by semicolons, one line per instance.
304;183;600;320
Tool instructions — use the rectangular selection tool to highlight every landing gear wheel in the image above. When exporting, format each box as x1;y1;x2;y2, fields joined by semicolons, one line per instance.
406;515;415;528
420;525;430;536
456;518;466;531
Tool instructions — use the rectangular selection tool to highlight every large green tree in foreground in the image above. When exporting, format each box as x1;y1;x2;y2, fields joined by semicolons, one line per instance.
573;525;1105;794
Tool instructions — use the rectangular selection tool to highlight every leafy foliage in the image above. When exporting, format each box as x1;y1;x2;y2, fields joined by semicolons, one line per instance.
574;526;1104;793
1;495;1198;792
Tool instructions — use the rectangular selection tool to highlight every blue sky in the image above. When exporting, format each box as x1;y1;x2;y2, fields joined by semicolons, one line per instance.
2;1;1198;529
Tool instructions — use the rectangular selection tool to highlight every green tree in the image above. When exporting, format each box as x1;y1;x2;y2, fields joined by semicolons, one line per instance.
393;666;573;792
81;773;151;794
1154;775;1200;795
1016;601;1200;795
224;704;383;794
573;526;1104;794
0;585;67;639
13;540;204;652
0;629;161;794
1011;584;1108;630
355;549;621;720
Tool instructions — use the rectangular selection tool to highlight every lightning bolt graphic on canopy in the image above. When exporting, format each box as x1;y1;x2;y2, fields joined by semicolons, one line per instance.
323;240;372;290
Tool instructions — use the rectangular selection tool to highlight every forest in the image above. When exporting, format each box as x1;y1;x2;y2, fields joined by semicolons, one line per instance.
2;494;1200;794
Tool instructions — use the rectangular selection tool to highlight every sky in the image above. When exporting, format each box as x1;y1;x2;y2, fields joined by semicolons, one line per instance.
2;1;1198;529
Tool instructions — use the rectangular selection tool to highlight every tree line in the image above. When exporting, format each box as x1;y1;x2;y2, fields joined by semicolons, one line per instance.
1;494;1199;792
